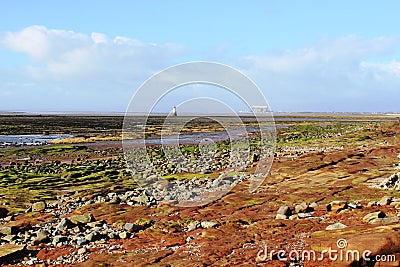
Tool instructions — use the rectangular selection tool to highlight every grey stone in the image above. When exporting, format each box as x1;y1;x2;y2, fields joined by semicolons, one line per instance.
326;222;347;230
124;223;141;232
348;202;362;209
76;238;87;246
33;230;49;245
52;235;68;245
0;226;18;235
118;231;129;239
57;218;73;231
31;201;46;212
186;221;199;231
277;206;292;216
378;196;392;206
200;221;218;228
71;213;94;224
295;202;310;213
108;232;117;239
85;232;98;242
363;211;386;223
369;216;399;224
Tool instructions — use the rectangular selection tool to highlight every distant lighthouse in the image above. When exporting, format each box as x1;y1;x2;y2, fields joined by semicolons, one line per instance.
172;106;177;116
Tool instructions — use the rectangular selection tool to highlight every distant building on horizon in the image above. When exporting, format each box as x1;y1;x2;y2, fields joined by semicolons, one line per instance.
172;106;177;116
252;105;269;113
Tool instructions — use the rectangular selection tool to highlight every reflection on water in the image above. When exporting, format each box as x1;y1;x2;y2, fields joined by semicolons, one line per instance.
0;134;74;147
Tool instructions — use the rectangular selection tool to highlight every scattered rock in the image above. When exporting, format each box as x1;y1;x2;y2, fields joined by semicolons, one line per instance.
363;211;386;223
295;202;310;213
70;213;94;224
200;221;219;228
118;231;129;239
377;172;400;190
33;230;50;245
56;218;73;231
326;222;347;230
85;232;101;242
186;221;199;231
378;196;392;206
369;216;399;224
77;247;87;255
0;226;18;236
31;201;46;212
347;202;362;209
124;222;141;232
277;206;292;216
52;235;67;246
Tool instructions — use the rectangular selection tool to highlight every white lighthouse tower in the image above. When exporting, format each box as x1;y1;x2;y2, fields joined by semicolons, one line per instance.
172;106;177;116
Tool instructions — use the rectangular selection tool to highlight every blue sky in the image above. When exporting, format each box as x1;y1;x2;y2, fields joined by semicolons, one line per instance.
1;1;400;112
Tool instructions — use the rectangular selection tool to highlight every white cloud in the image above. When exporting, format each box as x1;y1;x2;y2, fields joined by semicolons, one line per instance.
1;25;183;82
0;25;185;111
91;32;107;44
1;27;400;112
240;36;400;112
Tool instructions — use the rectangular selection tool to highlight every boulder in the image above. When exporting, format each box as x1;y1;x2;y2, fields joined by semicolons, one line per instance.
378;196;392;206
362;211;386;223
295;202;310;213
70;213;94;225
277;206;292;216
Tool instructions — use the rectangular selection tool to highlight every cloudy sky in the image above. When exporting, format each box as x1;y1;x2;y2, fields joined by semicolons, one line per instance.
1;1;400;113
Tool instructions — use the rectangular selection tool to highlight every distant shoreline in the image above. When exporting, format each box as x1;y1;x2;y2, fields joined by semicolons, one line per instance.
0;111;399;117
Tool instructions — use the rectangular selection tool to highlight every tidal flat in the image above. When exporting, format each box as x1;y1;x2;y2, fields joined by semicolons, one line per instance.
0;114;400;266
